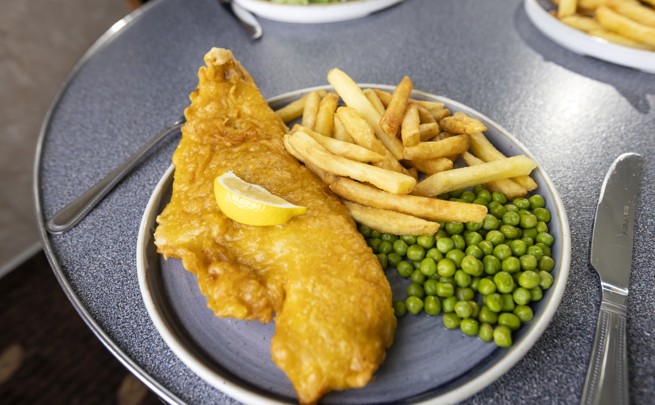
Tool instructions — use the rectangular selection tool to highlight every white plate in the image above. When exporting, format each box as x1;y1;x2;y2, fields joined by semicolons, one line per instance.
137;85;571;405
233;0;404;23
524;0;655;73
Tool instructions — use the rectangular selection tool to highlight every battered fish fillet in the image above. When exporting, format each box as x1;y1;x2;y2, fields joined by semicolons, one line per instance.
154;48;396;404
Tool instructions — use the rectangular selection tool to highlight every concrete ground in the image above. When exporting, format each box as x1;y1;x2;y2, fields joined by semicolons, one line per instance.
0;0;135;276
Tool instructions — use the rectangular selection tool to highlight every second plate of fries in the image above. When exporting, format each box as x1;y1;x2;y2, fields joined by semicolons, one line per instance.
137;73;571;404
525;0;655;73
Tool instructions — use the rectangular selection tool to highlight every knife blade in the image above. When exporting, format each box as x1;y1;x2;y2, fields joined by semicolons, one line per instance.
580;152;643;405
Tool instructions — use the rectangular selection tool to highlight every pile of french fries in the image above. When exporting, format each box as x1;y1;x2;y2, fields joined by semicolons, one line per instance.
275;69;538;236
554;0;655;50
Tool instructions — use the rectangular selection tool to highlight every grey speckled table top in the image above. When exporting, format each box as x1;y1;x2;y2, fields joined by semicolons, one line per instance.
35;0;654;404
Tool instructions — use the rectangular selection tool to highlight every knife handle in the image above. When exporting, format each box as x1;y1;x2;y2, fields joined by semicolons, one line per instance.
580;297;629;405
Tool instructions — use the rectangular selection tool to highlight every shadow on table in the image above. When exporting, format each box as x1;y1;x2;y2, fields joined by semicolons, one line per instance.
513;3;655;114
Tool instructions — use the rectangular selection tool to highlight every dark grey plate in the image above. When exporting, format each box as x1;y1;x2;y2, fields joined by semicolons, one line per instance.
137;85;571;405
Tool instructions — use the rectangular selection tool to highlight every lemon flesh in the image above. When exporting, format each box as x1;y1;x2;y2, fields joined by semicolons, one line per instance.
213;171;307;226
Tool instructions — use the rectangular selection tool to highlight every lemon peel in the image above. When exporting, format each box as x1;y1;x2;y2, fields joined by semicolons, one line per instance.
213;171;307;226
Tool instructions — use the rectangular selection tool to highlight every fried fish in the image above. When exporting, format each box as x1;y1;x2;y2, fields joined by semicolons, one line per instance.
154;48;396;404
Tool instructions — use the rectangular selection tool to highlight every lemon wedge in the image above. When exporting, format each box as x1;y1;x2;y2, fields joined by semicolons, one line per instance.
213;171;307;226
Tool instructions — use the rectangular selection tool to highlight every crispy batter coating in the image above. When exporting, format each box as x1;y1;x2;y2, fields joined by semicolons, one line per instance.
154;48;396;404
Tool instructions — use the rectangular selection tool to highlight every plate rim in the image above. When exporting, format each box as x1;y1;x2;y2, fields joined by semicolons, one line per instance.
524;0;655;74
137;84;572;405
233;0;404;24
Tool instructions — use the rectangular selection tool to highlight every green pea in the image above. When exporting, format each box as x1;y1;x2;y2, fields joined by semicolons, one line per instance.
387;253;402;268
500;224;520;240
486;230;505;246
493;244;512;260
486;293;503;312
502;211;520;227
483;255;501;275
377;253;388;268
406;283;425;299
436;237;455;254
483;214;500;231
529;194;546;209
368;238;382;251
463;231;482;246
381;233;398;242
535;243;552;257
461;318;479;336
512;287;532;305
466;221;483;231
454;301;472;319
505;203;519;213
461;255;483;276
536;232;554;247
452;235;466;250
444;249;464;267
518;270;540;289
358;224;372;238
521;236;534;247
424;296;442;316
522;227;538;240
405;296;424;315
489;201;507;219
420;257;438;276
465;245;484;259
454;270;472;288
396;260;413;278
501;256;521;274
456;287;475;301
499;312;521;331
539;270;554;289
437;258;457;278
492;191;508;204
426;247;443;261
478;240;494;256
393;301;407;317
533;207;551;223
479;322;494;342
527;245;544;260
377;241;391;255
436;282;455;298
442;313;462;329
407;244;426;261
422;278;437;295
478;277;497;295
393;239;409;256
442;296;458;313
473;197;488;206
519;255;538;271
494;271;515;293
513;198;531;210
479;305;499;324
493;325;513;348
461;190;476;203
445;222;464;235
371;230;382;239
401;235;417;245
410;269;426;284
536;221;549;234
477;188;492;202
509;239;527;256
519;213;537;229
514;305;534;322
417;235;436;248
501;293;516;312
470;277;481;292
530;286;543;302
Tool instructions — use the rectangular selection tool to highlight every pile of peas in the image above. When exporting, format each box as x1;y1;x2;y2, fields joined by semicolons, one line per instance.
359;185;555;348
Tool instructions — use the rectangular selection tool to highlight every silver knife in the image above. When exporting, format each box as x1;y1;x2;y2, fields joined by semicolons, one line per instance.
581;152;643;405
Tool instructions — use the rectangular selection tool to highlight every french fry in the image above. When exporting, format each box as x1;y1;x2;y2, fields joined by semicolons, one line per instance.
415;104;436;124
413;155;537;197
469;133;538;191
290;125;384;163
372;89;445;111
403;134;470;160
301;90;322;130
401;103;421;147
409;157;454;175
327;69;404;160
274;89;327;123
373;89;392;106
336;106;405;173
363;88;386;115
589;29;655;49
561;15;604;32
439;112;487;134
419;123;440;141
329;177;488;223
596;5;655;46
608;1;655;27
380;76;413;137
429;108;451;121
461;152;528;198
558;0;578;18
286;131;416;194
343;201;440;236
332;115;354;143
314;93;340;136
283;135;337;184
